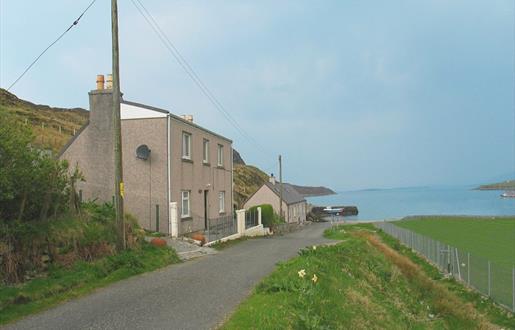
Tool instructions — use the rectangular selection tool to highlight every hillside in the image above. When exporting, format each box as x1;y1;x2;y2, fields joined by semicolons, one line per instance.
477;180;515;190
289;184;335;197
0;88;88;153
233;164;269;207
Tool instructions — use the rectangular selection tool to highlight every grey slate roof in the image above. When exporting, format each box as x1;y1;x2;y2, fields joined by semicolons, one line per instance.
264;182;306;205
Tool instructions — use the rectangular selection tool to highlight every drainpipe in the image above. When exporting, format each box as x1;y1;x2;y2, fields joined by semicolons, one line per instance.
167;114;172;236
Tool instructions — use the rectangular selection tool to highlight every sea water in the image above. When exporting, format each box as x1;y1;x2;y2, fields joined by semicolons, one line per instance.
306;185;515;221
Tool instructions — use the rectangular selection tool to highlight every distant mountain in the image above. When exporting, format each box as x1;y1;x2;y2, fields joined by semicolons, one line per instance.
288;184;336;197
477;180;515;191
0;88;88;153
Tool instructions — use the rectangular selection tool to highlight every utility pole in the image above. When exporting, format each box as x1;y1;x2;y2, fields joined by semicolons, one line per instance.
279;155;283;220
112;0;125;250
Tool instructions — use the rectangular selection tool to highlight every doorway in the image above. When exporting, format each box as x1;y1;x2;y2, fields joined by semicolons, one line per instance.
203;190;209;230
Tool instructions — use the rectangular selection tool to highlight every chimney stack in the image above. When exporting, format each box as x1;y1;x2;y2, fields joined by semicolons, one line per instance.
269;173;276;185
96;74;105;90
181;115;194;122
105;74;113;89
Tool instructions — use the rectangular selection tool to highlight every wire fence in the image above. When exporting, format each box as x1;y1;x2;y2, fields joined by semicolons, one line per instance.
206;214;237;243
375;221;515;313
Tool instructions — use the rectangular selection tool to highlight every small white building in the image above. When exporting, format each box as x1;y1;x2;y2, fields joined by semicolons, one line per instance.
244;176;307;223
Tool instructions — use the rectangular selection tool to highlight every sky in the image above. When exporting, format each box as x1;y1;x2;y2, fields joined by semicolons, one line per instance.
1;1;514;191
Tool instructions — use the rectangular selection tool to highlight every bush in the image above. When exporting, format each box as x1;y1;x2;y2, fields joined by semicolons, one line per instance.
247;204;283;228
0;108;78;222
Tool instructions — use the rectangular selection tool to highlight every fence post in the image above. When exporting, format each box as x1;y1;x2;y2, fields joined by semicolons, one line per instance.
155;204;160;232
512;266;515;313
467;253;470;285
169;202;178;238
257;207;262;226
487;261;491;296
236;209;246;235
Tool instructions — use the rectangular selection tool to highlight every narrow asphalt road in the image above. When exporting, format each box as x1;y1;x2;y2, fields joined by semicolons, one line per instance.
6;223;333;330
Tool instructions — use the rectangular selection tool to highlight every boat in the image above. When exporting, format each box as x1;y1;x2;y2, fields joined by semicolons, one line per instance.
500;190;515;198
323;206;344;215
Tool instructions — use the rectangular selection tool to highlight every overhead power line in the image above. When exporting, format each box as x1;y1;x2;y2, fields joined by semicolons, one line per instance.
6;0;97;91
130;0;276;160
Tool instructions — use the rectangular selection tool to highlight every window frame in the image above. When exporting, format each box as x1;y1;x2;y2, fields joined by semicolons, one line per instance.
203;138;210;164
218;191;225;213
182;132;192;160
181;190;191;218
217;144;224;167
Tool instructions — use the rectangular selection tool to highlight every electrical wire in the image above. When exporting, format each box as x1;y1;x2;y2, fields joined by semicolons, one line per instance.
130;0;276;161
6;0;97;91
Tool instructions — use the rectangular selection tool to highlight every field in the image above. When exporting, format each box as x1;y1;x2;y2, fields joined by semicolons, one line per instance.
394;216;515;266
223;224;513;329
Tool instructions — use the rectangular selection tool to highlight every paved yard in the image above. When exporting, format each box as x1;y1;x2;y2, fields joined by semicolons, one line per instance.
5;222;332;330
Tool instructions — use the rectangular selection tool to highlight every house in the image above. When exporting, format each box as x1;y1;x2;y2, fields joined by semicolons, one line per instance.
60;75;233;236
243;175;307;223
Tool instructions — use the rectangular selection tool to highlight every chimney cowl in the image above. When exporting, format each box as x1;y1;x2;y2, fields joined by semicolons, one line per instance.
269;174;276;185
96;74;105;90
105;74;113;89
181;115;194;123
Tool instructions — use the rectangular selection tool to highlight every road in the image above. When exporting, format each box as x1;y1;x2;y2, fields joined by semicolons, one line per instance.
6;223;332;330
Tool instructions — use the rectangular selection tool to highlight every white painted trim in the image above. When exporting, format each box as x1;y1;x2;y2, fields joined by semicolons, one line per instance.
167;115;172;236
121;103;167;119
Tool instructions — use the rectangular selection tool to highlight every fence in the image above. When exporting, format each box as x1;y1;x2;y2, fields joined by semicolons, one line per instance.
376;222;515;312
206;214;237;243
245;208;259;229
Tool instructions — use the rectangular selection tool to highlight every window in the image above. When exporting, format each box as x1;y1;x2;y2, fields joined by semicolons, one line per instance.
203;139;209;163
217;144;224;166
219;191;225;213
181;191;190;217
182;132;191;159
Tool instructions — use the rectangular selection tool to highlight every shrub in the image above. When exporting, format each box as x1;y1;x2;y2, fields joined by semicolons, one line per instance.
247;204;283;228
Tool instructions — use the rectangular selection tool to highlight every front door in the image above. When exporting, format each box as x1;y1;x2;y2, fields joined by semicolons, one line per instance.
204;190;209;230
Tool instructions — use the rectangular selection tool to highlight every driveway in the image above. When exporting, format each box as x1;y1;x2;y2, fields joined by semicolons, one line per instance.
5;222;333;330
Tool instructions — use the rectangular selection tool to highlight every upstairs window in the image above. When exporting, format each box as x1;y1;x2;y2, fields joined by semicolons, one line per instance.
203;139;209;164
217;144;224;166
182;132;191;160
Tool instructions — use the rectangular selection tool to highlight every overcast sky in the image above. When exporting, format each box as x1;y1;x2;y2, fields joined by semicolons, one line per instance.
1;1;513;190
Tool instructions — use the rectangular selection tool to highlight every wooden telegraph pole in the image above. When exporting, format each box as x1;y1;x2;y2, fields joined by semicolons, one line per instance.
111;0;125;250
279;155;283;220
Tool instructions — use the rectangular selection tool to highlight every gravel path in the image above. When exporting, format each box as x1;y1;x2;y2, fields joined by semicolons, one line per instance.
5;222;333;330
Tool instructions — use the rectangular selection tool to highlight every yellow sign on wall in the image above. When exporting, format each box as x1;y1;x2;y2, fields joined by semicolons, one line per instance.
120;182;124;198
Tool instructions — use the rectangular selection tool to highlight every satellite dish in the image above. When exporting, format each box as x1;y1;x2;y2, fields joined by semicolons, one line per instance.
136;144;151;160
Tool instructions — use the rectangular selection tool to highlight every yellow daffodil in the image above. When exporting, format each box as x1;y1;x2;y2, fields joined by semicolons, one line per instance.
312;245;317;250
312;274;318;283
298;269;306;278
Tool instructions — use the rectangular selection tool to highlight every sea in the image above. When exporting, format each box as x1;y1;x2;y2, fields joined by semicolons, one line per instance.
306;185;515;222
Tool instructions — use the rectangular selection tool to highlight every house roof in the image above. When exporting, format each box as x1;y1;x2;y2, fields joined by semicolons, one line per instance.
264;181;306;205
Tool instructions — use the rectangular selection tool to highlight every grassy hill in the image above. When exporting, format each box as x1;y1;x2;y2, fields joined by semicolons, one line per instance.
0;88;88;153
233;164;269;207
477;180;515;190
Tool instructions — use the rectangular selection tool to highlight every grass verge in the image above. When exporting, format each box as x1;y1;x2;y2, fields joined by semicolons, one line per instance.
222;223;512;329
0;243;180;325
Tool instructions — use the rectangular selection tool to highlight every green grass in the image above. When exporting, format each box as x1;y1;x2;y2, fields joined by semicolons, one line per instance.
223;224;507;329
0;243;180;325
394;216;515;265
